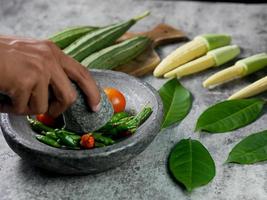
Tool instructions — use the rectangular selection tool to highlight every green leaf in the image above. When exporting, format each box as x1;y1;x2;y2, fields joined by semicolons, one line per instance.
159;79;192;129
195;99;265;133
168;139;216;192
226;130;267;164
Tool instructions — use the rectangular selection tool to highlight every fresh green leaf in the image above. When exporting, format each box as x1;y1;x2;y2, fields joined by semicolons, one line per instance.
168;139;216;192
159;79;192;129
226;130;267;164
195;99;265;133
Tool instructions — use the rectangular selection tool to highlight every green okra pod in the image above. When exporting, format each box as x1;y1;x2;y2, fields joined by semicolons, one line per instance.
81;36;151;69
64;11;150;62
49;26;99;49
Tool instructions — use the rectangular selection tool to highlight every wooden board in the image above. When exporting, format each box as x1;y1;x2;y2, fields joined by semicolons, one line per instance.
114;23;187;76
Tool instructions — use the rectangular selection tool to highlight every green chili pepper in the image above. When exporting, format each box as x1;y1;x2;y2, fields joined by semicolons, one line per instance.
27;116;54;133
100;107;152;136
61;146;81;150
126;107;152;133
68;134;81;141
100;112;130;131
110;112;130;123
113;116;135;125
56;129;76;135
45;131;58;140
95;142;106;148
55;130;80;147
93;133;115;145
114;107;152;134
36;135;61;148
110;124;129;135
55;129;81;143
32;107;152;149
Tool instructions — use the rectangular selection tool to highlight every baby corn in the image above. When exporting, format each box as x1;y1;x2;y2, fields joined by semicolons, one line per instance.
153;34;231;77
228;76;267;100
164;45;240;78
203;53;267;88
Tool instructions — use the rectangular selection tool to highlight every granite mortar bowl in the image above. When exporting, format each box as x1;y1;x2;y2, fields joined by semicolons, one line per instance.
0;70;163;175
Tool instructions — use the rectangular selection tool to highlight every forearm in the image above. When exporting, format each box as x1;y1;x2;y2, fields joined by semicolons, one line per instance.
0;42;12;93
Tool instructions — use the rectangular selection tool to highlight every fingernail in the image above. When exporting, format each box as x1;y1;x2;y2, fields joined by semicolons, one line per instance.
92;101;101;112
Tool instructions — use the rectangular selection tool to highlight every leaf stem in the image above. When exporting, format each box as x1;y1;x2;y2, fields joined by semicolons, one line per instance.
133;11;150;21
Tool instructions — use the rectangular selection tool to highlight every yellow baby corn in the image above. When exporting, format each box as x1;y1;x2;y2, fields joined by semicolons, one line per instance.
164;45;240;78
229;76;267;100
153;34;231;77
203;53;267;88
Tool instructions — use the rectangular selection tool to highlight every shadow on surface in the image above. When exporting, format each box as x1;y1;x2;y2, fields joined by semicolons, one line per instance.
17;159;96;178
152;0;267;4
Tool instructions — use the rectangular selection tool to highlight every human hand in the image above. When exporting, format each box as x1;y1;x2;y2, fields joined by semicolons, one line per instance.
0;35;100;117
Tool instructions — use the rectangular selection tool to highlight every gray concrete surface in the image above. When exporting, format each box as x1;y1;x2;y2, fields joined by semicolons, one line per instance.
0;0;267;199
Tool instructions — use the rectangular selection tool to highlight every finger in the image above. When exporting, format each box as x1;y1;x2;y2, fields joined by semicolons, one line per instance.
48;66;77;118
0;103;15;114
0;90;31;115
28;79;49;115
55;49;101;112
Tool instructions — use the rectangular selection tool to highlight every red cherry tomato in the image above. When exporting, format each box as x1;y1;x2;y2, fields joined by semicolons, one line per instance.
36;114;55;127
80;133;95;149
104;88;126;113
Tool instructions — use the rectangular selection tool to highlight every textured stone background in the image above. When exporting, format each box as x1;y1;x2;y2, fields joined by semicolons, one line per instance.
0;0;267;199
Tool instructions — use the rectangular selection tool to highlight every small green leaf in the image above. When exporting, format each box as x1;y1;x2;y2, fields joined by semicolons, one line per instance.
195;98;265;133
159;79;192;129
226;130;267;164
168;139;216;192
